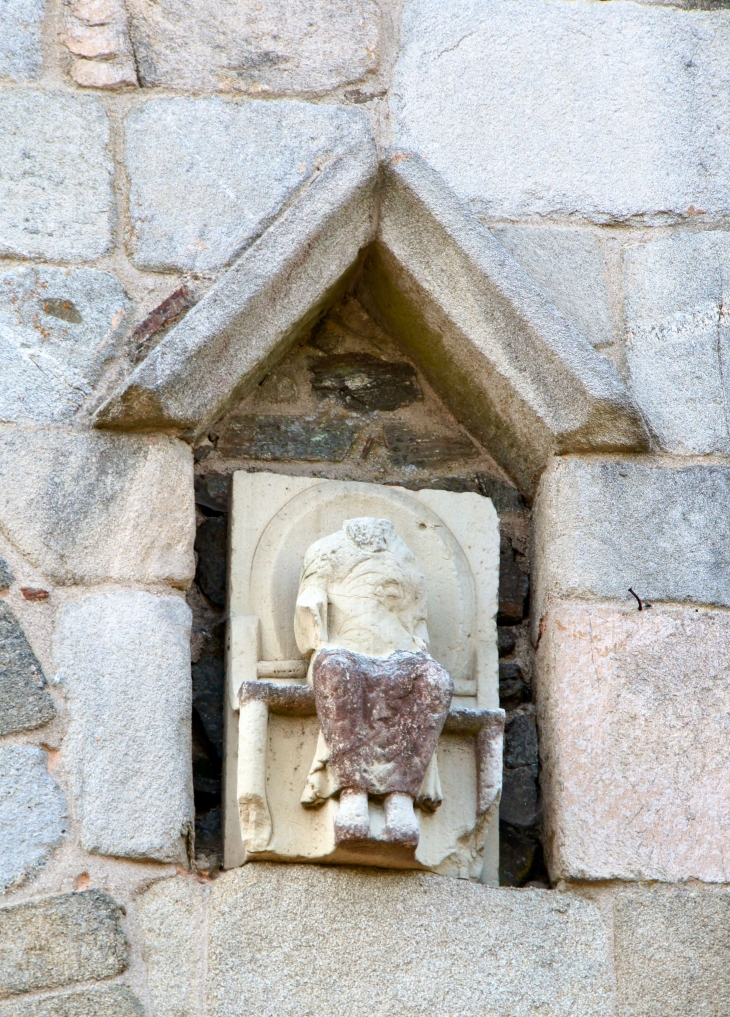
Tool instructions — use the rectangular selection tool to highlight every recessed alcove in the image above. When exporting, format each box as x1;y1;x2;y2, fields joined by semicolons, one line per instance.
188;285;544;886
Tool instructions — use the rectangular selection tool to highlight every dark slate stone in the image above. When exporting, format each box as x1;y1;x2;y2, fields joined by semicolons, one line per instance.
194;472;231;513
504;713;539;769
498;536;529;624
192;654;224;758
216;414;361;462
0;556;13;590
497;627;517;658
309;352;421;411
475;473;528;513
195;517;227;607
499;822;538;887
0;602;55;736
383;423;479;469
499;660;530;707
500;765;541;828
195;805;222;864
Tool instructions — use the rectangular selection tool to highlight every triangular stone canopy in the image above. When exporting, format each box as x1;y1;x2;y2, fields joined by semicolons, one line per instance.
93;146;649;495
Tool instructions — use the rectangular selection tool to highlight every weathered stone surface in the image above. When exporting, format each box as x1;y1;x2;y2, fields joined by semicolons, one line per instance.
0;890;128;998
0;557;12;589
127;0;380;94
0;986;144;1017
0;428;194;587
194;473;231;514
216;413;361;461
310;352;422;410
383;422;478;468
194;516;227;607
392;0;730;222
95;126;377;434
497;626;517;658
192;654;224;757
537;602;730;882
0;266;131;424
0;0;44;81
493;227;616;350
137;877;207;1017
499;822;539;888
533;457;730;624
499;660;529;707
0;745;66;892
614;887;730;1017
498;536;529;624
500;766;540;829
623;231;730;454
55;591;194;864
504;713;538;770
126;99;373;272
0;91;113;262
0;602;55;736
208;865;613;1016
370;154;648;495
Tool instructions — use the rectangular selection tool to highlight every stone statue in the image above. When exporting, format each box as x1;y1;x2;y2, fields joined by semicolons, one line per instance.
294;517;453;847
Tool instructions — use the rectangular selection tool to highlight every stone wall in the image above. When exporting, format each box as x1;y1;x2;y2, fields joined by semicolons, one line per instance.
2;0;730;1014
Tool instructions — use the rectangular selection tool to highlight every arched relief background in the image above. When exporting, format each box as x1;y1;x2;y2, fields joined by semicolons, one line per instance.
189;289;542;886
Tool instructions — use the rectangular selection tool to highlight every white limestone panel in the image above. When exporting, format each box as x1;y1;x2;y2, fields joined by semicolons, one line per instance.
392;0;730;222
55;591;194;865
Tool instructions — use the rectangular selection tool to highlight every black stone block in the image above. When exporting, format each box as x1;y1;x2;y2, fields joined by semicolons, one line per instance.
499;822;538;887
504;713;539;769
195;517;227;607
500;765;541;828
192;654;224;758
498;536;529;624
383;423;479;468
194;473;231;513
216;414;361;462
309;352;422;411
499;660;530;706
497;627;517;658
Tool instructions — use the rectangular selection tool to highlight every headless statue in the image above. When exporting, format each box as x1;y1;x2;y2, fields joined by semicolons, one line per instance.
295;517;453;847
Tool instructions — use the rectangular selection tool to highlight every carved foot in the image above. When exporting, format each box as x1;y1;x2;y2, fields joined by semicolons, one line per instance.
383;792;419;847
335;788;370;843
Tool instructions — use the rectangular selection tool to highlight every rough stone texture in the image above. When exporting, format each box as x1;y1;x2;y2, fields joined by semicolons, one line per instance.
504;713;538;769
0;266;131;424
0;601;56;736
126;100;373;272
0;91;113;262
215;413;362;461
623;231;730;454
96;126;377;434
55;591;194;864
194;517;227;606
383;422;478;468
137;877;207;1017
0;428;194;587
500;766;540;828
310;352;422;411
537;602;730;882
492;227;616;350
614;887;730;1017
532;457;730;625
0;556;12;589
127;0;380;94
392;0;730;222
370;155;648;495
0;890;128;998
207;865;613;1016
0;986;144;1017
0;745;67;892
0;0;44;81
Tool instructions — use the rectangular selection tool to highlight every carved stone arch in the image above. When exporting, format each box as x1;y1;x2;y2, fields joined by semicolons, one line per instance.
93;145;648;495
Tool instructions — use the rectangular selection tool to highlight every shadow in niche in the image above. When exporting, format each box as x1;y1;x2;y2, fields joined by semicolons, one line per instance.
188;292;549;886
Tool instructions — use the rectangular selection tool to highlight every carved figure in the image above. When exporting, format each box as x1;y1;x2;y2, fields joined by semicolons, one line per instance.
294;517;453;846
